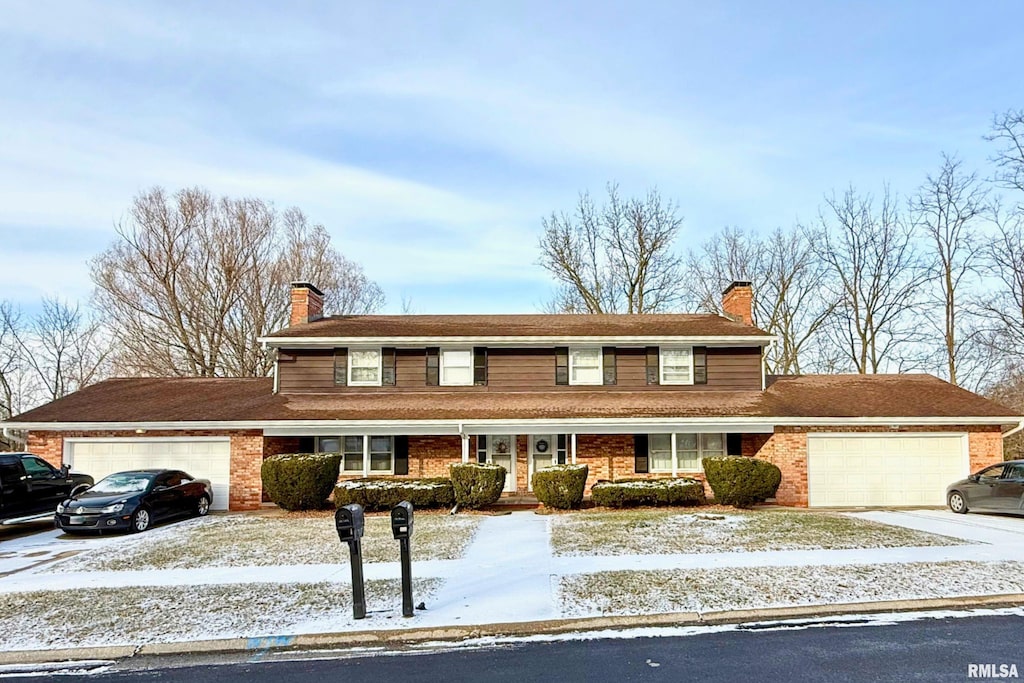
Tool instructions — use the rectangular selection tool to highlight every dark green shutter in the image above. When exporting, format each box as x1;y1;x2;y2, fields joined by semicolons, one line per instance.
382;347;397;386
476;435;487;463
634;434;649;473
426;347;439;386
394;436;409;475
333;348;348;386
602;347;617;385
556;434;567;465
298;436;315;453
473;347;488;385
555;347;569;385
726;433;742;456
645;347;659;385
694;346;707;385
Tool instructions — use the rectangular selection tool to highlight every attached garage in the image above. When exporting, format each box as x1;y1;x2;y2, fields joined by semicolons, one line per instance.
66;438;232;511
807;433;968;507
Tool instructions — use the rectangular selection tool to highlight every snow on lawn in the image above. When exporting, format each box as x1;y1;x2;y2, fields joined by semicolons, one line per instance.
549;509;965;557
558;561;1024;616
0;578;442;652
45;512;480;573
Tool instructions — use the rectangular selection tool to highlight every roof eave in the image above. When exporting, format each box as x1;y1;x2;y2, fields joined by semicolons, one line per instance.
258;334;778;348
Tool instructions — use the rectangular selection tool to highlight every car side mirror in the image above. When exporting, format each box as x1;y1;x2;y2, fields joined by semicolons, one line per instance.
968;474;979;483
60;464;70;479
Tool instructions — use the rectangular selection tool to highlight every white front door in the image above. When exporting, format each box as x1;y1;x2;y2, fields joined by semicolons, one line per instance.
529;435;558;491
484;435;516;493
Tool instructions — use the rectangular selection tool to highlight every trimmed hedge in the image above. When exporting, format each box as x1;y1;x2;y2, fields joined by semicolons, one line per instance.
532;464;588;509
702;456;782;508
333;477;455;512
450;463;506;508
261;453;342;511
590;478;706;508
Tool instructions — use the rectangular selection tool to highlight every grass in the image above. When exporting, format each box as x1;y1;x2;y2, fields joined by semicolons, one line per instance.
549;509;965;557
0;578;442;651
47;511;481;572
558;561;1024;616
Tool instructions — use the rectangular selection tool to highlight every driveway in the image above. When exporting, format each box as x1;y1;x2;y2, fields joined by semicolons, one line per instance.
0;525;122;577
848;509;1024;545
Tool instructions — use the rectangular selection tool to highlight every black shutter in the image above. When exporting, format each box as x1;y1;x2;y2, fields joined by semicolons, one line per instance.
333;348;348;386
602;347;617;385
426;347;439;386
645;347;660;385
382;348;397;386
298;436;315;453
476;435;487;463
633;434;649;473
694;346;707;385
394;435;409;475
555;347;569;385
557;434;567;465
726;433;742;456
473;347;488;385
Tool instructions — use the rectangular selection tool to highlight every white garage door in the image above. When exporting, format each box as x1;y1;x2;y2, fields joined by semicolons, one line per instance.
67;438;231;511
808;434;967;507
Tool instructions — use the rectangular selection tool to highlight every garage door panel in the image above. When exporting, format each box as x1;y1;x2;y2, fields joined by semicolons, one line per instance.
809;434;965;507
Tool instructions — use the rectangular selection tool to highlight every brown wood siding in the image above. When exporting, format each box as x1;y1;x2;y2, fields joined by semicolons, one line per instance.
276;345;762;393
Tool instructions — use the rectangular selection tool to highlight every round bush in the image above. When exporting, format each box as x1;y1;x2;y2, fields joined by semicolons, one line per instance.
450;463;506;508
590;478;706;508
702;456;782;508
261;453;342;511
532;464;588;509
334;477;455;512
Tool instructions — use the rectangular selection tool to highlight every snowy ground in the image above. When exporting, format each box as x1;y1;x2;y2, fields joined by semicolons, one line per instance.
0;508;1022;652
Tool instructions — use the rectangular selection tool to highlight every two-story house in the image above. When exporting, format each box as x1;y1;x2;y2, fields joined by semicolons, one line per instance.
5;281;1020;511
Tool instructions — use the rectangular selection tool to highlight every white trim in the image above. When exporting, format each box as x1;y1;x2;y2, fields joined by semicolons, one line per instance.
439;348;474;387
62;436;231;443
460;432;469;463
571;433;577;465
670;432;678;477
259;335;776;348
362;434;370;477
659;346;695;386
348;347;382;387
273;356;280;394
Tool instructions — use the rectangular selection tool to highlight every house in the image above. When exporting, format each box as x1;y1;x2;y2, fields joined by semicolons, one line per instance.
3;281;1020;511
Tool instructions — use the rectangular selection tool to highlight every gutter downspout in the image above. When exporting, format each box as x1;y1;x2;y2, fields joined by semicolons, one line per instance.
3;427;27;448
1003;419;1024;440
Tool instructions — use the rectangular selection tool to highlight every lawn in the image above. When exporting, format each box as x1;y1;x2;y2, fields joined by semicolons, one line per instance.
548;509;965;557
46;511;481;573
558;560;1024;616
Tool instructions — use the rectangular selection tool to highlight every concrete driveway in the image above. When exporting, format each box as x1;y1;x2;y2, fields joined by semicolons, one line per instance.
848;509;1024;545
0;524;124;577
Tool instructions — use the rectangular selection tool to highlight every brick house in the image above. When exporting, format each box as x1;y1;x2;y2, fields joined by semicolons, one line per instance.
4;281;1021;511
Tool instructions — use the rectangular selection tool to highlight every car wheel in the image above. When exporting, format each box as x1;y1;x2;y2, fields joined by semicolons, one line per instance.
130;507;151;533
948;491;968;514
196;496;210;517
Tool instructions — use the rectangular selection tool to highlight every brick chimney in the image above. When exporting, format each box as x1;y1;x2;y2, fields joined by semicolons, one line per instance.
290;282;324;326
722;281;753;325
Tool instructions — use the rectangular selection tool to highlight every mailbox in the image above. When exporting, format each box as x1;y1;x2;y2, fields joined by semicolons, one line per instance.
391;500;414;540
335;504;365;543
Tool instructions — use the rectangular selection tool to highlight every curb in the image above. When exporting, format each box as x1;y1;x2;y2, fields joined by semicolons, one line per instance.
4;593;1024;666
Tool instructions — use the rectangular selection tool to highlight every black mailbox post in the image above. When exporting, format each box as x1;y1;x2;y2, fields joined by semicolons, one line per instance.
391;501;415;617
335;504;367;619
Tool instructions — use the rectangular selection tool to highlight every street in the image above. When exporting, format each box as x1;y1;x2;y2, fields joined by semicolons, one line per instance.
14;612;1023;683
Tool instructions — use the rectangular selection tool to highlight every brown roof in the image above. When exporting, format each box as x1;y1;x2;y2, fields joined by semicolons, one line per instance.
5;374;1017;425
264;314;772;339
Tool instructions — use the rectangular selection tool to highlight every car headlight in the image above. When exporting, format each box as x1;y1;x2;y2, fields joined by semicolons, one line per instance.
99;502;125;514
56;502;66;514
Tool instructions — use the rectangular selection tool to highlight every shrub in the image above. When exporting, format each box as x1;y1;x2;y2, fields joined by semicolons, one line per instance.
449;463;506;508
261;453;342;511
590;478;706;508
702;456;782;508
333;478;455;512
532;464;588;509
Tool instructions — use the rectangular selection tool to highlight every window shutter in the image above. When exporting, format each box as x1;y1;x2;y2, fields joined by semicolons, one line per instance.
425;347;440;386
298;436;315;453
602;347;617;385
694;346;707;385
333;348;348;386
476;435;487;463
556;434;567;465
645;347;660;385
394;435;409;475
382;347;397;386
555;347;569;385
473;347;488;386
634;434;649;473
726;433;742;456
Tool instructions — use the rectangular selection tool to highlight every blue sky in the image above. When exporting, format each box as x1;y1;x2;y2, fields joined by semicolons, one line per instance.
1;1;1022;313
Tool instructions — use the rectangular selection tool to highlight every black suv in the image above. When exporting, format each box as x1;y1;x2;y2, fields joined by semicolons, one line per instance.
0;453;94;523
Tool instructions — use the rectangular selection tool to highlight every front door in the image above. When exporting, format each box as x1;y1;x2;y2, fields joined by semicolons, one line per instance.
481;435;516;493
529;435;567;490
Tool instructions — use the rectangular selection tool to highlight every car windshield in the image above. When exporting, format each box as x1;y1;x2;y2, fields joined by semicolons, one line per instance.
89;472;154;494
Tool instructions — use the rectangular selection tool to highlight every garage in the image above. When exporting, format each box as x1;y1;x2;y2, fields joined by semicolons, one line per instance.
66;438;231;511
807;433;968;507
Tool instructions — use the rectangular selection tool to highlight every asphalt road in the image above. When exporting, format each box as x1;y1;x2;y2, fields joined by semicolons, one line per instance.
16;613;1024;683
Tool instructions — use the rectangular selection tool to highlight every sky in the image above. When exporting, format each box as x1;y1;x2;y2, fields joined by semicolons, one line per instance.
1;1;1022;314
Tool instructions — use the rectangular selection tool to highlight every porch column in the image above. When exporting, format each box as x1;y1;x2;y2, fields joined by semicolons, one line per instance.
362;434;370;477
570;433;577;464
670;433;678;477
461;433;470;463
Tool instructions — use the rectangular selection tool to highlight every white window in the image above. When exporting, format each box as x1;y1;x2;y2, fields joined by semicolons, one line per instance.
369;436;394;473
342;436;364;471
676;433;700;471
649;433;725;472
660;347;693;385
349;348;382;386
569;347;602;385
649;434;673;471
440;348;473;386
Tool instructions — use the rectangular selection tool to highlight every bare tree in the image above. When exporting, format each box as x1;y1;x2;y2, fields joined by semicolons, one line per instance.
91;187;385;378
911;154;989;386
986;109;1024;197
978;203;1024;371
812;186;928;373
538;184;685;313
986;365;1024;460
0;302;22;421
